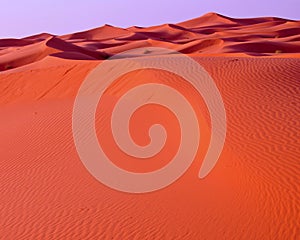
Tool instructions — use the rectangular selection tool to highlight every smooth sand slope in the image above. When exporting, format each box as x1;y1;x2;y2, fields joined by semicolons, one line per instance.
1;12;300;71
0;13;300;239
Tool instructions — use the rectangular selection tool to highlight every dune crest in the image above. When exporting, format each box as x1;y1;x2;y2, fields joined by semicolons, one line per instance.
0;13;299;239
0;12;299;71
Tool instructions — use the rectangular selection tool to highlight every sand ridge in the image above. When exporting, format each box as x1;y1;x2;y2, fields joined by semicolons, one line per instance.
1;12;300;71
0;12;299;239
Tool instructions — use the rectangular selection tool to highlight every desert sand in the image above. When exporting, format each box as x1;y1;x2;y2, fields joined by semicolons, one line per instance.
0;13;299;239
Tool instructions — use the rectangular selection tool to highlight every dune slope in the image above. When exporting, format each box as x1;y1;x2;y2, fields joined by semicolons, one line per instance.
0;13;300;239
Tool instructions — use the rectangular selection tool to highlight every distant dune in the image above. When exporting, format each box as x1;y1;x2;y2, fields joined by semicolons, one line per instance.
1;12;300;71
0;13;299;239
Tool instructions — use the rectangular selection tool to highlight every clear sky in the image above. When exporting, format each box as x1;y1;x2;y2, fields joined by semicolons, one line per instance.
1;0;299;38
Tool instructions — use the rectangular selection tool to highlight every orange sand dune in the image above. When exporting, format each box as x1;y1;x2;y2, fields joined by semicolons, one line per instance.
0;13;300;239
1;12;300;71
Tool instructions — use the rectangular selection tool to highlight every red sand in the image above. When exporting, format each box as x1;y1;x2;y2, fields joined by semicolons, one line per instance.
0;13;300;239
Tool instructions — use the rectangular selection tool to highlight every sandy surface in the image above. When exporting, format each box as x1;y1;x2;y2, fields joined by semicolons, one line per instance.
0;13;299;239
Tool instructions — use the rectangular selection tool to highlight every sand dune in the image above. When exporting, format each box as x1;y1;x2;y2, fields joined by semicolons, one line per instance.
0;13;299;239
1;12;300;71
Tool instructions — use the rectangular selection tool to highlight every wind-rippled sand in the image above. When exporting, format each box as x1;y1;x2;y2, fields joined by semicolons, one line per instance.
0;13;299;239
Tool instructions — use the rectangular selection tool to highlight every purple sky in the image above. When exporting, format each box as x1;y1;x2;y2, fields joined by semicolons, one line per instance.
1;0;299;38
